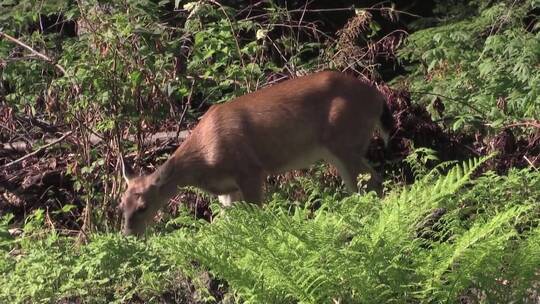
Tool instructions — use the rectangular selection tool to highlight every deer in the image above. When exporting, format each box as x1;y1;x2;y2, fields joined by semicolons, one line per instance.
120;71;394;236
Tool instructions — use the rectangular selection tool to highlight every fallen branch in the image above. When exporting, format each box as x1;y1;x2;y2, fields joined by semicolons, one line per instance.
1;130;190;153
2;131;73;169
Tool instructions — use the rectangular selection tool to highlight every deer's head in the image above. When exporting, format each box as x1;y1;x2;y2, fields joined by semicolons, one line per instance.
119;161;162;236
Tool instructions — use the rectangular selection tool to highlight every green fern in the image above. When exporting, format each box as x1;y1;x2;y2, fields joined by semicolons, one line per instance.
398;0;540;131
1;156;539;303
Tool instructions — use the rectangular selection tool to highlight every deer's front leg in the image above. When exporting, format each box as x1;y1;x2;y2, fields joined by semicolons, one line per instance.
218;191;244;207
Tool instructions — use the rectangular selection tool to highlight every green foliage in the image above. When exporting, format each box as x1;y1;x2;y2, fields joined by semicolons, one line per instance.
1;1;322;231
2;156;539;303
399;0;540;131
183;2;272;103
1;0;320;128
0;232;175;303
192;156;539;303
0;207;176;303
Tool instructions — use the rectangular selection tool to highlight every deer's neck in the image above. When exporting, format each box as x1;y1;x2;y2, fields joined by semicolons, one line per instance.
147;140;205;202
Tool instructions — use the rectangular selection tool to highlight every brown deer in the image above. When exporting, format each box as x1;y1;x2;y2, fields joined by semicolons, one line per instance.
120;71;393;236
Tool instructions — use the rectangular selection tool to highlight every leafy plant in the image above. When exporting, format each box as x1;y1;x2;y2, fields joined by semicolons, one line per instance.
185;154;539;303
398;0;539;132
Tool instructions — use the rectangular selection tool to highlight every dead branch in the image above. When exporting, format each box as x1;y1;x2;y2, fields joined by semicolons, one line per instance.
0;31;67;75
2;131;73;169
502;120;540;129
0;30;82;94
1;130;190;153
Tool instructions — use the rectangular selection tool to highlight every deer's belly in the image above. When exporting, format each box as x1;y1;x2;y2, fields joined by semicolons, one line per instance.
269;147;330;174
200;177;238;195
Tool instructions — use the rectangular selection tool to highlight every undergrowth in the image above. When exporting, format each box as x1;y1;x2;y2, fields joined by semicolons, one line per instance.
1;154;539;303
399;0;539;132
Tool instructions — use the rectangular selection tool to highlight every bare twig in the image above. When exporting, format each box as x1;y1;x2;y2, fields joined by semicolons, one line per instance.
502;120;540;129
2;131;73;168
523;156;538;170
265;23;334;41
176;78;195;140
243;5;422;22
410;91;485;117
267;36;294;75
288;6;422;18
0;31;67;75
1;30;82;95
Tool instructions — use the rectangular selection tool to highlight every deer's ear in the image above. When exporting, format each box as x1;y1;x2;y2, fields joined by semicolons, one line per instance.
121;158;137;184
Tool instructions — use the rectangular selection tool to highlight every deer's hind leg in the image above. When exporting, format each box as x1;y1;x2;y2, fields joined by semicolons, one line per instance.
324;137;382;196
236;171;265;204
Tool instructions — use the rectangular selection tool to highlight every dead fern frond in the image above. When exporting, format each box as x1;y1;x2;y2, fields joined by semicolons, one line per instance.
333;10;373;71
